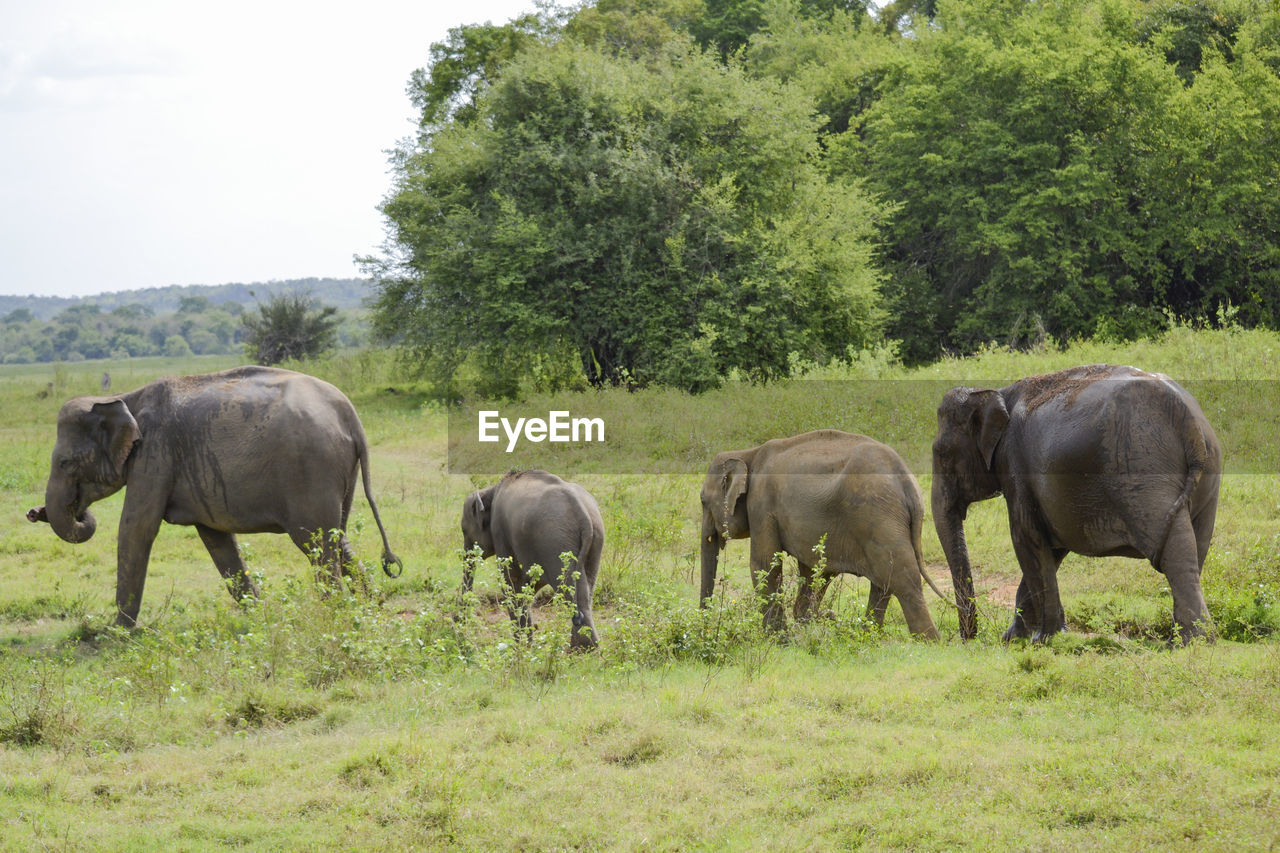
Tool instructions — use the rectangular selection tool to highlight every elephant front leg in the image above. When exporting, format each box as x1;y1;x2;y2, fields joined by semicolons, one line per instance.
115;503;165;627
749;533;787;632
196;524;260;603
792;561;826;622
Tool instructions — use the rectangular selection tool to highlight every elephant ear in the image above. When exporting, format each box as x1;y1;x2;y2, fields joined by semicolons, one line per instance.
469;490;492;529
718;457;749;534
89;399;141;483
970;390;1010;471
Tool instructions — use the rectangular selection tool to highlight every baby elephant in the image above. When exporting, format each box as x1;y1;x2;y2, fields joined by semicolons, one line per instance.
700;429;945;638
461;469;604;649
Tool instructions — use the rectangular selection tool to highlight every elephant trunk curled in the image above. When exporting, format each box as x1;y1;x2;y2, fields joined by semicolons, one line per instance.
41;477;97;544
932;481;976;639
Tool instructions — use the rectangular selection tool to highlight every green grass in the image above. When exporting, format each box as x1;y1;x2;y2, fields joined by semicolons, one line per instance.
1;331;1279;850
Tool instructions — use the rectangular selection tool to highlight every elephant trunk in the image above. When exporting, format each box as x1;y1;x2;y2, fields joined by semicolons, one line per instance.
699;514;721;606
932;482;976;639
43;478;97;544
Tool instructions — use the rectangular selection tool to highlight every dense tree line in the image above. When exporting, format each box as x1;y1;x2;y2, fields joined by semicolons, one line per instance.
0;284;368;364
368;0;1280;387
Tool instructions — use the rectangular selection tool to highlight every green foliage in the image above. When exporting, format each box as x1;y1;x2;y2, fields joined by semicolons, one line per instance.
856;0;1280;361
371;37;885;394
406;11;554;131
242;292;340;367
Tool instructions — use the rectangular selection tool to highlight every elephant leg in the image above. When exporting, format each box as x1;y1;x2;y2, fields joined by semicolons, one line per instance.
502;562;534;643
287;526;352;584
1009;530;1067;642
1192;497;1218;572
865;581;892;627
564;562;599;649
749;530;786;632
793;560;823;622
888;568;940;640
811;570;835;617
867;540;939;640
196;524;260;602
1005;576;1037;640
115;497;165;627
1160;511;1210;644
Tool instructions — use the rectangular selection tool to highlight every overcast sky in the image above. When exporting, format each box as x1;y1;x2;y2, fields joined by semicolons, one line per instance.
0;0;538;298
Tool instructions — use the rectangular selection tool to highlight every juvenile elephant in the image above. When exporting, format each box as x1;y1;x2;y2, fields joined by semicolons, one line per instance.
700;429;944;638
931;364;1221;644
28;366;402;626
461;469;603;649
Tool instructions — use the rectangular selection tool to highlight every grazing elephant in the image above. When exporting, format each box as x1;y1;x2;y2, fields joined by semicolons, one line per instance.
461;469;603;649
27;366;402;626
931;364;1221;644
700;429;944;638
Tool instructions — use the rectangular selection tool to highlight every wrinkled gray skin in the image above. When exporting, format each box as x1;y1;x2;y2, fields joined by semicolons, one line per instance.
700;429;944;638
461;469;603;649
27;366;402;626
931;364;1220;645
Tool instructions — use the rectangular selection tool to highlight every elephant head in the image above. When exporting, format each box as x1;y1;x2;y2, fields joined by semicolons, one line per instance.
460;486;497;593
930;387;1008;638
698;453;751;604
32;397;141;545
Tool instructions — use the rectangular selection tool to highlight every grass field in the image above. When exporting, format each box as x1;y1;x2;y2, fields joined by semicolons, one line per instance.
2;329;1278;850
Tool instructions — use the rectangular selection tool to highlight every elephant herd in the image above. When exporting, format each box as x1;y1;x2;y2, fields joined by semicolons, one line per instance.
27;363;1221;647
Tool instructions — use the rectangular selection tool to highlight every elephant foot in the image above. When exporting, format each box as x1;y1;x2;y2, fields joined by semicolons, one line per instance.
1030;627;1065;644
1171;622;1212;647
1002;620;1033;643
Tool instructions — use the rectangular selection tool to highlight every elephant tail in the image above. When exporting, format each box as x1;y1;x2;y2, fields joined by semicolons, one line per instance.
357;429;403;579
906;475;952;605
1151;405;1209;568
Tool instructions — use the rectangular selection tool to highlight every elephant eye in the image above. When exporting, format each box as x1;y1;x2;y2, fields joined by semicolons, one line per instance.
57;457;74;472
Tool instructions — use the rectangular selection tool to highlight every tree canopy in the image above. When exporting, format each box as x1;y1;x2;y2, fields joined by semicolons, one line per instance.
368;0;1280;383
370;32;884;393
242;293;340;367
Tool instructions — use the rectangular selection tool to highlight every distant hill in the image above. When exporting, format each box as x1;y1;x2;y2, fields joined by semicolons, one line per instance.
0;278;374;322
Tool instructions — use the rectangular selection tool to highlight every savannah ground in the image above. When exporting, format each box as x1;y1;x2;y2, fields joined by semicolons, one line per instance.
1;328;1278;851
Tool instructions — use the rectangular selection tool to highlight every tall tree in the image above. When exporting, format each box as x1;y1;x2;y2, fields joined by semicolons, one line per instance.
369;37;886;394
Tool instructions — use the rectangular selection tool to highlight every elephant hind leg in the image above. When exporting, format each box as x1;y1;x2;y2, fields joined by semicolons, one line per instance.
287;525;355;585
870;541;939;640
1160;511;1211;644
1009;529;1067;642
565;560;599;650
865;582;891;627
196;524;259;602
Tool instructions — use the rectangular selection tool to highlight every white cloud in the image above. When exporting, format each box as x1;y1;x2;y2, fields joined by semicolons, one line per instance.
0;0;538;297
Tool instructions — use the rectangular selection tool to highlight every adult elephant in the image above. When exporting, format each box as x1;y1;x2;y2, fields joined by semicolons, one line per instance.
700;429;944;638
27;366;402;626
461;469;603;649
931;364;1220;644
